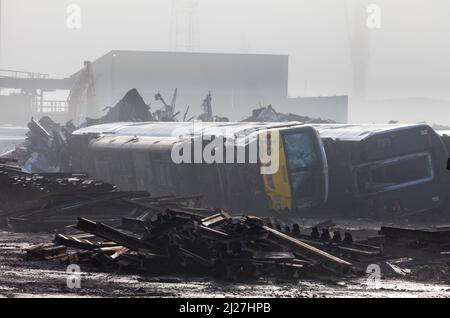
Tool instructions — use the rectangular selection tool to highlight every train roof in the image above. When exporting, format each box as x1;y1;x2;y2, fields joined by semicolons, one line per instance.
311;123;431;141
72;121;310;139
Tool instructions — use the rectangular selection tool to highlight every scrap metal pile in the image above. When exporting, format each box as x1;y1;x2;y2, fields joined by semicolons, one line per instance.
0;89;154;172
2;117;77;172
4;160;450;282
0;90;341;174
24;210;450;282
24;207;391;281
375;226;450;281
85;88;154;126
242;104;337;123
0;162;380;281
0;162;202;232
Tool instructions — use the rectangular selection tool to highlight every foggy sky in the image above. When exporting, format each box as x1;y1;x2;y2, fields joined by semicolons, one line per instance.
1;0;450;119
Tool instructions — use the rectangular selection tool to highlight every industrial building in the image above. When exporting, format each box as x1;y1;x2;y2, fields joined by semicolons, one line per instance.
70;50;289;119
71;50;347;122
0;69;73;125
0;50;348;124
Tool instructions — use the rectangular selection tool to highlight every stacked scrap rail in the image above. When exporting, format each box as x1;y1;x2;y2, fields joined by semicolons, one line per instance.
26;208;389;281
28;215;450;282
0;162;202;232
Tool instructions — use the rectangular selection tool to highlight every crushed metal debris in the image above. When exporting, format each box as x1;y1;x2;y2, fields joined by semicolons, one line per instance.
26;210;450;282
26;209;371;281
1;161;450;283
0;163;202;232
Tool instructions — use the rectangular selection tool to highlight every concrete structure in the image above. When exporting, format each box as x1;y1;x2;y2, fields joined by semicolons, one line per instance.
0;50;348;125
0;69;72;124
70;50;291;120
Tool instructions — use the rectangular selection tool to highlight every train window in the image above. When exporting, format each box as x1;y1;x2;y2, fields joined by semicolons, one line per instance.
356;152;433;194
283;131;321;208
290;170;316;208
283;132;318;169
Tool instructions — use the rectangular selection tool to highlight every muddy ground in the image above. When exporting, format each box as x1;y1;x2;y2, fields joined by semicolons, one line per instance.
3;220;450;298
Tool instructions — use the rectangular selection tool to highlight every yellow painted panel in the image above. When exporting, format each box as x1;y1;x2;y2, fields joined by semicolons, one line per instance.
260;130;292;210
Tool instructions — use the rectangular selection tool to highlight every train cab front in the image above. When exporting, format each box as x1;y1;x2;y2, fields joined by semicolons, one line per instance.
261;126;328;212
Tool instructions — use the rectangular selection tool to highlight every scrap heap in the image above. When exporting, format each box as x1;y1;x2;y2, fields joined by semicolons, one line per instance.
242;104;337;123
0;162;379;281
153;88;179;122
86;89;153;126
2;117;76;172
1;89;154;172
25;208;450;282
196;91;229;122
0;162;202;232
10;162;450;283
25;207;390;281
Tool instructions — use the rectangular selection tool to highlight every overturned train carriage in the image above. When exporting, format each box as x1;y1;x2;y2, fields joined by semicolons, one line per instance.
69;122;328;214
436;130;450;158
312;124;449;217
435;130;450;192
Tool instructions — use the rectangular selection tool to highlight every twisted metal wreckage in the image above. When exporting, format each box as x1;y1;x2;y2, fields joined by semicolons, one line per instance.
1;88;450;282
3;162;450;283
